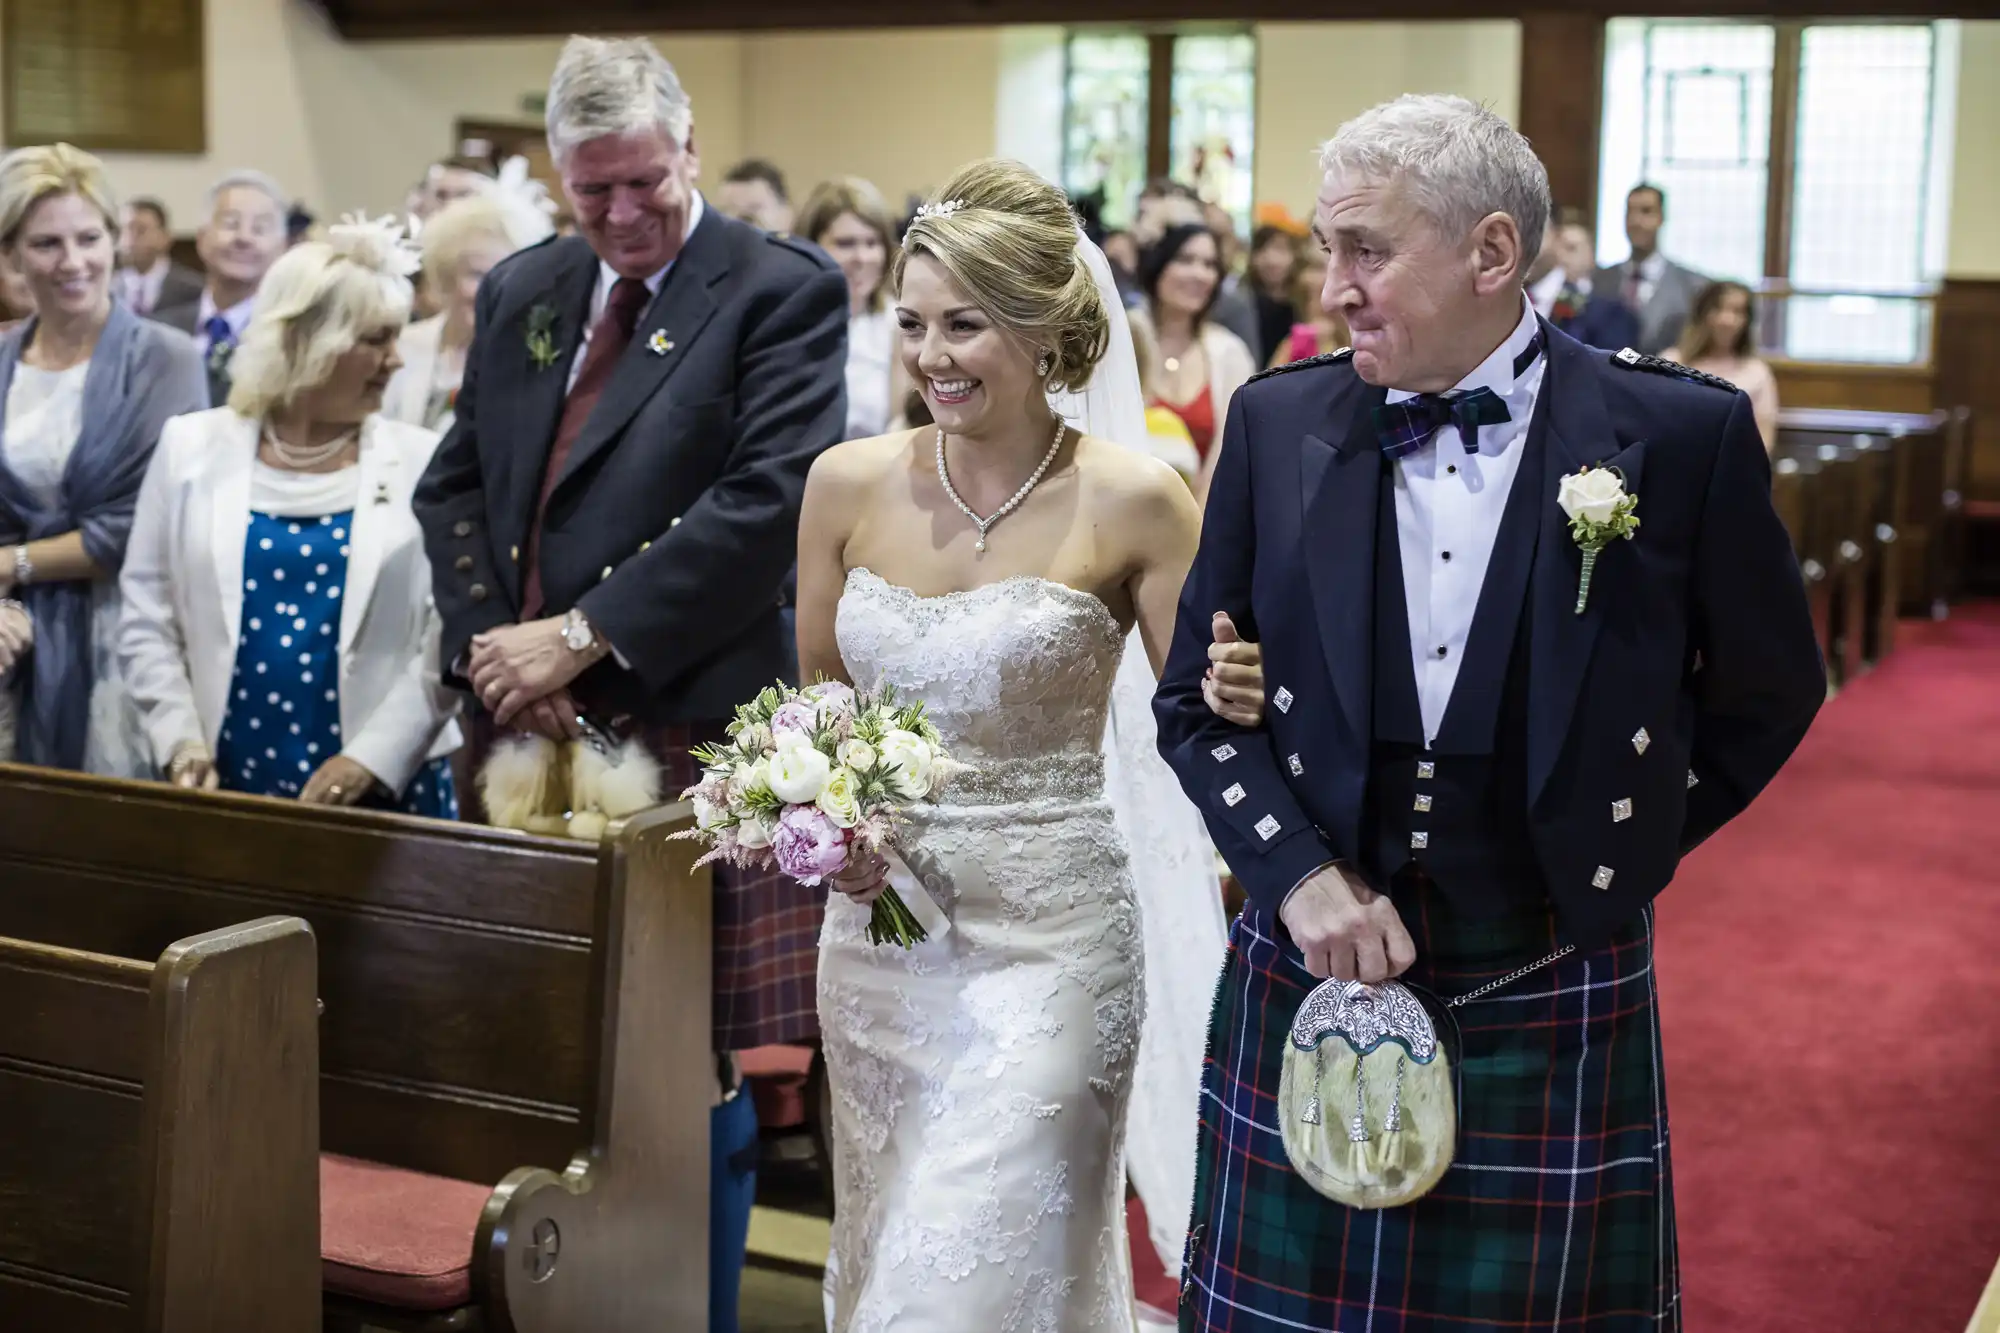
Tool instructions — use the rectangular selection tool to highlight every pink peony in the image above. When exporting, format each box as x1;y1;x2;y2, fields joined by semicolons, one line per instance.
770;698;819;740
772;804;850;885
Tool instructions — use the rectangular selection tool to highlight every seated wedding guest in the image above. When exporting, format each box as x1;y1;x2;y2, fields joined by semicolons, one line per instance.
1245;223;1300;364
717;159;792;235
387;176;555;433
115;198;201;317
1130;222;1255;484
797;176;905;440
153;169;290;405
1265;247;1352;370
120;217;460;813
1126;315;1201;485
0;144;207;774
1666;279;1780;449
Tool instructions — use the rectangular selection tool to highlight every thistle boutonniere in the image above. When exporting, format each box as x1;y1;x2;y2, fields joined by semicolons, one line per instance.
1557;464;1640;615
524;303;561;371
207;338;236;378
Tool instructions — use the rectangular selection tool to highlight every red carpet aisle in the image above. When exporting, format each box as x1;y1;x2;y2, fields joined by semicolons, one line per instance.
1660;605;2000;1332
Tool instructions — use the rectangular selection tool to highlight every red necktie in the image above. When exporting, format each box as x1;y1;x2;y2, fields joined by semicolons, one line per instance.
521;276;652;619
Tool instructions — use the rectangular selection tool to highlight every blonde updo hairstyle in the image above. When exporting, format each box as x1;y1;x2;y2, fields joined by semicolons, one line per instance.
229;226;415;420
0;143;119;250
895;159;1109;394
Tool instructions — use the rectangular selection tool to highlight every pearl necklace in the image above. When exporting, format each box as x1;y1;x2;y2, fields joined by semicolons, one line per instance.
935;419;1067;554
262;424;359;471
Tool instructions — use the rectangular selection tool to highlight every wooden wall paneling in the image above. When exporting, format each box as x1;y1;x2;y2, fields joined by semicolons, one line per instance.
1934;277;2000;506
1769;361;1936;416
1518;13;1604;216
3;0;205;151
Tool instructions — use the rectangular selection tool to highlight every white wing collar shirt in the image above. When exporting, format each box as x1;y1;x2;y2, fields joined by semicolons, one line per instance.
1386;295;1547;746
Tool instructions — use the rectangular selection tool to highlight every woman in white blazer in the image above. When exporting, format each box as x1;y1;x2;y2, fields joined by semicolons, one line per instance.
121;217;461;813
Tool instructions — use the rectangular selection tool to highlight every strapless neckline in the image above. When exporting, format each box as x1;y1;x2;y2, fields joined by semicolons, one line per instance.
844;566;1125;645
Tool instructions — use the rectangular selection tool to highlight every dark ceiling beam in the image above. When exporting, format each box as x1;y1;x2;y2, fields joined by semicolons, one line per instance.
330;0;1984;41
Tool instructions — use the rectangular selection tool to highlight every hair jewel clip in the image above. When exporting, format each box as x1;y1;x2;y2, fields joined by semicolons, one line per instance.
326;212;423;280
915;199;966;221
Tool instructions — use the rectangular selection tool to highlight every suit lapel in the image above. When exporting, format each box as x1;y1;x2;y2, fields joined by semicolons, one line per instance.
208;414;257;652
553;210;729;495
503;243;599;536
1300;376;1387;753
338;420;392;653
1527;324;1645;805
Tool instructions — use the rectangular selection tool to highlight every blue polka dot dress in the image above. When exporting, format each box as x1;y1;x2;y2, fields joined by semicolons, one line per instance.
216;507;457;818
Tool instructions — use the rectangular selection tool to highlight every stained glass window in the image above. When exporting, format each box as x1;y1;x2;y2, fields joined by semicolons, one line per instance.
1170;33;1258;234
1062;33;1150;231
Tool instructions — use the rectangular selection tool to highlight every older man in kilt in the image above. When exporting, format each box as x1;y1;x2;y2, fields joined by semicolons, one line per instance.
414;37;847;1332
1155;96;1824;1329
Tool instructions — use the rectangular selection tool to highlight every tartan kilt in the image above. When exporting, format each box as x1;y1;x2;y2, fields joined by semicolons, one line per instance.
463;712;824;1052
1181;878;1679;1332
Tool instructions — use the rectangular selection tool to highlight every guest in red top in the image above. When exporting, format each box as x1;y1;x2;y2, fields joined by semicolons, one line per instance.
1128;222;1254;498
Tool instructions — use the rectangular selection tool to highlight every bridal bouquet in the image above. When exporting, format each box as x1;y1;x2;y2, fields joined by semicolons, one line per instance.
677;681;960;947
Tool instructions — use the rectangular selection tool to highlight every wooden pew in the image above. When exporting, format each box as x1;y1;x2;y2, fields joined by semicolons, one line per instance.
1777;406;1954;617
0;765;711;1333
0;916;319;1333
1775;428;1900;669
1770;449;1839;680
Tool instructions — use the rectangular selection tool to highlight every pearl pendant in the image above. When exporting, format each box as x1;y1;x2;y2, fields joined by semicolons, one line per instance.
975;537;987;553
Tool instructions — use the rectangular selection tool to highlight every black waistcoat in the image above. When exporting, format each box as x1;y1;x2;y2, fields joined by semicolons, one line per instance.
1359;395;1548;914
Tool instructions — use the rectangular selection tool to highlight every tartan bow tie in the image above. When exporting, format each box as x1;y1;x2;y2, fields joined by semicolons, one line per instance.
1371;330;1546;461
1372;388;1511;461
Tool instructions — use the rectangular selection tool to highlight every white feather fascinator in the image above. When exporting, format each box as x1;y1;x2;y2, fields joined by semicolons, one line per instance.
477;157;558;251
326;212;423;280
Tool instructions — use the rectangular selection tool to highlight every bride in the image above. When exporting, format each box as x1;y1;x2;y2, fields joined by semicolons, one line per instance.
795;159;1206;1331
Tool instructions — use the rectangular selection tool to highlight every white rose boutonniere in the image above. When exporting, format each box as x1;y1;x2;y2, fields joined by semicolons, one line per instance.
1557;464;1640;614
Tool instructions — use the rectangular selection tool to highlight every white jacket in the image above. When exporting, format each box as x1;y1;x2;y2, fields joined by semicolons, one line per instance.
381;314;450;432
119;409;461;795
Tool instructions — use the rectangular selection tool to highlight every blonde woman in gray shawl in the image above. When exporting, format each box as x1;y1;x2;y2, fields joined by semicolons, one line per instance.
0;145;206;775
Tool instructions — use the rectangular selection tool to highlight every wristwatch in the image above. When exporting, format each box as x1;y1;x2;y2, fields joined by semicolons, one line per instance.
562;607;598;654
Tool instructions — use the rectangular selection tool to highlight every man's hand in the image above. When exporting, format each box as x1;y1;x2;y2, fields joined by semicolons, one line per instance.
0;602;31;673
468;617;604;726
1203;611;1265;727
512;687;584;742
301;754;380;807
1280;863;1417;984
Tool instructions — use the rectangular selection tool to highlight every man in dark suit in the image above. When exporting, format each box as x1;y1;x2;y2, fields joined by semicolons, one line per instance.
412;37;846;1332
1155;95;1822;1328
115;198;203;316
1530;210;1640;350
1593;182;1707;355
152;171;290;407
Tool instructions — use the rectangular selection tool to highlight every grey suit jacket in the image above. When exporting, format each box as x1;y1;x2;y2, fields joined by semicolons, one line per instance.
150;295;231;408
1591;257;1708;356
156;264;204;314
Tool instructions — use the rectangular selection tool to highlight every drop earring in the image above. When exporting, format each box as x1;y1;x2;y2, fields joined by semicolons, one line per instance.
1036;350;1052;378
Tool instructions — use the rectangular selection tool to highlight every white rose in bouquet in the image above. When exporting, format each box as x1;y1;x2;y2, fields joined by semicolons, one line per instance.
692;793;725;831
878;729;936;800
839;738;879;773
728;758;771;814
817;765;863;828
736;814;773;849
737;722;774;755
1557;468;1627;526
767;736;833;804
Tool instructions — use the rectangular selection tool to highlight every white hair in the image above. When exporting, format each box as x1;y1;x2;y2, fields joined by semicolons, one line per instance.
1319;94;1550;277
227;237;413;420
545;36;693;164
204;169;288;219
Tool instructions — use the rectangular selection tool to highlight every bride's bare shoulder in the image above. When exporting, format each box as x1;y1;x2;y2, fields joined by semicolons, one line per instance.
807;428;924;497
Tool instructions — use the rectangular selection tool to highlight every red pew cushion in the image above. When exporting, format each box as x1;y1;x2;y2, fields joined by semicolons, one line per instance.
320;1153;489;1310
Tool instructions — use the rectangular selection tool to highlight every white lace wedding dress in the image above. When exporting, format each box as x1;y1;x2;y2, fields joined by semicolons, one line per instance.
821;567;1143;1333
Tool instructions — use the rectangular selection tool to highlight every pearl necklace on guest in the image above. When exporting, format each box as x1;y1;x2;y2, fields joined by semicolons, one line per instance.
262;423;359;471
935;418;1067;554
